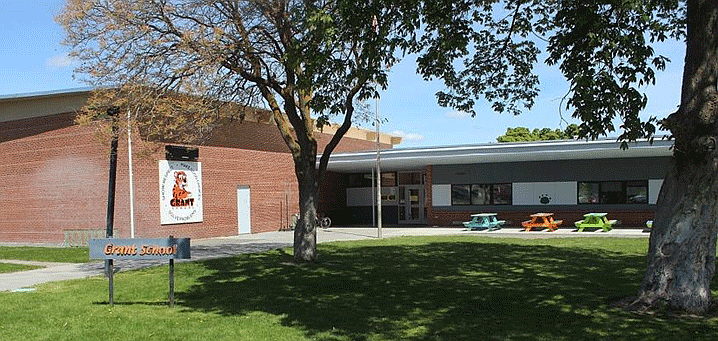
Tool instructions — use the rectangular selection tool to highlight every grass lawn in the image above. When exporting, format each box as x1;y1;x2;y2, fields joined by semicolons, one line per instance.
0;246;90;263
1;236;718;340
0;262;42;274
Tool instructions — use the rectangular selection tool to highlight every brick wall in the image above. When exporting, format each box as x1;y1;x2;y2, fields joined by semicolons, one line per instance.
425;165;434;225
0;110;388;244
112;132;301;238
0;113;108;243
0;112;76;143
176;118;392;154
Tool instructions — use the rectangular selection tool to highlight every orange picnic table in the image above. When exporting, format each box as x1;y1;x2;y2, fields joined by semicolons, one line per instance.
521;213;563;232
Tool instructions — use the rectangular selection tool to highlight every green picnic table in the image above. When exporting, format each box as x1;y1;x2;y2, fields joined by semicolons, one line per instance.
574;213;618;232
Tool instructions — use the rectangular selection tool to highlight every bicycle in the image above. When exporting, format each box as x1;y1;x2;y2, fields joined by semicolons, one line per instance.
288;213;331;230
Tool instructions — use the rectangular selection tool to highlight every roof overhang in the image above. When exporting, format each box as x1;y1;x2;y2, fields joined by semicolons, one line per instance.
323;138;674;173
0;88;93;123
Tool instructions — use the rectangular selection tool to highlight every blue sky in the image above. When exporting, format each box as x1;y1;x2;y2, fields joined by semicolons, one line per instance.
0;1;686;148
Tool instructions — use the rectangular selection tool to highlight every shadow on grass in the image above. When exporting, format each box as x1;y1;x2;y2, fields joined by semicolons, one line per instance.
177;240;718;341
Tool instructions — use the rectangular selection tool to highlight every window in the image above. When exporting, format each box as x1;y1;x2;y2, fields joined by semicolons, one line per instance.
578;181;648;204
626;181;648;204
471;184;491;205
452;183;512;205
452;184;471;205
578;182;599;204
600;181;624;204
492;184;512;205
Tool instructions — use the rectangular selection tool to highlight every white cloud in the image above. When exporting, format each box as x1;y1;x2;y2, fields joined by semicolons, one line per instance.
45;54;76;70
392;130;424;141
444;110;472;119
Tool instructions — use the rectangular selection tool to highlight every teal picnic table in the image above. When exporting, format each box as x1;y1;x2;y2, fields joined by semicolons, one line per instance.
574;213;618;232
463;213;505;231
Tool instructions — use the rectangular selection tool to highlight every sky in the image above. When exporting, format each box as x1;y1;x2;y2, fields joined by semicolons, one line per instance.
0;1;686;148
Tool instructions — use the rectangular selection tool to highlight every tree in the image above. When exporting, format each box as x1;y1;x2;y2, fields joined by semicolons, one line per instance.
496;124;579;142
59;0;414;262
407;0;717;314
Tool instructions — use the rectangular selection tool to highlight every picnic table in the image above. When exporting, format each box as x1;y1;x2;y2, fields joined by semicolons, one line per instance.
574;213;618;232
644;220;653;233
522;213;563;232
463;213;505;231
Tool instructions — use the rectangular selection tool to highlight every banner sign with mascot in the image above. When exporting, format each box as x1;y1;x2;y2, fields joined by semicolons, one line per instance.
159;160;203;224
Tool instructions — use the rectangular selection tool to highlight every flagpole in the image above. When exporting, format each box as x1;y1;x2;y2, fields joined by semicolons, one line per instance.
376;96;382;239
127;109;136;238
373;14;382;239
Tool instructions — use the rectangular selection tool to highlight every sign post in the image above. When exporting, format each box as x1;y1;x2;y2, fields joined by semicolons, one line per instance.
169;258;175;307
104;108;120;305
89;237;191;307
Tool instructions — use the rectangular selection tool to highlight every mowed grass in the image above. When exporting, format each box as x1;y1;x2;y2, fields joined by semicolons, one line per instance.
0;262;41;273
2;236;718;340
0;246;90;263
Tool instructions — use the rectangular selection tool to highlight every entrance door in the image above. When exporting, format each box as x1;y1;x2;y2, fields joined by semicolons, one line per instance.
237;185;251;234
398;185;425;224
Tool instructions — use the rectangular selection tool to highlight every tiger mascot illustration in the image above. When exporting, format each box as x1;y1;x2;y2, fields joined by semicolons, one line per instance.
172;171;191;200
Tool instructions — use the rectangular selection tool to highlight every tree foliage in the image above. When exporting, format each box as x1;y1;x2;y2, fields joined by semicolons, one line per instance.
58;0;418;262
409;0;718;315
496;124;579;142
409;0;684;141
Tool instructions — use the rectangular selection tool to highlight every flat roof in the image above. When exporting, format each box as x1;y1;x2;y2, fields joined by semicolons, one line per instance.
323;138;674;173
0;87;93;102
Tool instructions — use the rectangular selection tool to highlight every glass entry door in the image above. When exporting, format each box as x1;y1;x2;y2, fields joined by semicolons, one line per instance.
398;185;425;224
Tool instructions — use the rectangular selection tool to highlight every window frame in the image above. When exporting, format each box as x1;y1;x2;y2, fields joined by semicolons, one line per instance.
451;184;472;206
577;180;649;205
452;183;512;206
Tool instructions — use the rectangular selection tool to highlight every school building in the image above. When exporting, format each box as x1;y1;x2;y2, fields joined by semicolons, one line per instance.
1;89;671;244
0;89;397;244
320;139;671;228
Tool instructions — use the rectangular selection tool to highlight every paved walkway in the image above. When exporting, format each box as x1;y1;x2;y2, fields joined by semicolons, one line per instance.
0;227;648;292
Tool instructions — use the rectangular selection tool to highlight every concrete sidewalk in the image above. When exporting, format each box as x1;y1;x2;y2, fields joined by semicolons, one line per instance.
0;227;648;292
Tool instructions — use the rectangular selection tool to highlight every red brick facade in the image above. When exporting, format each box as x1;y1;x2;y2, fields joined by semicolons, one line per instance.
0;106;389;244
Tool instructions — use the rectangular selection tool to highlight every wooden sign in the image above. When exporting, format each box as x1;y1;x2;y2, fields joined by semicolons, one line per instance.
89;238;190;260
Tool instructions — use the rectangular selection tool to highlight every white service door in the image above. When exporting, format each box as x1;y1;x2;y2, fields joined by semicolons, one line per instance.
237;186;251;234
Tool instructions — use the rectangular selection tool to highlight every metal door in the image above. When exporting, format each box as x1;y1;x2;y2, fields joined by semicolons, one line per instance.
237;185;251;234
398;185;425;224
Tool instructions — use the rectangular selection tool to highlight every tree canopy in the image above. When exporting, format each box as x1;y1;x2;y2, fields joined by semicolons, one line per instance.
410;0;683;141
59;0;418;262
496;125;579;142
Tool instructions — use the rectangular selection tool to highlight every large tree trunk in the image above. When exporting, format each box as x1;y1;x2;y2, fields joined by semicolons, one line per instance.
633;0;718;314
636;159;718;313
293;151;319;262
